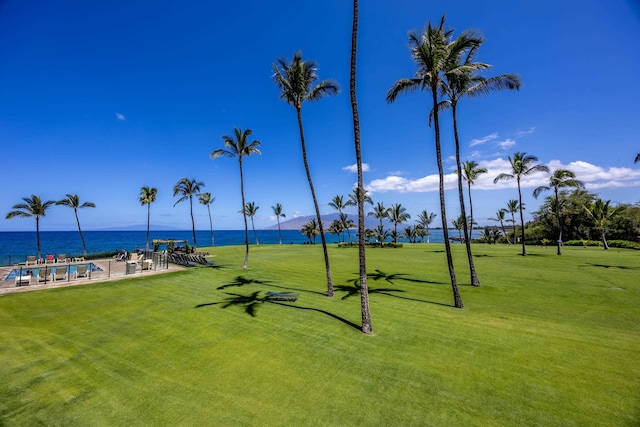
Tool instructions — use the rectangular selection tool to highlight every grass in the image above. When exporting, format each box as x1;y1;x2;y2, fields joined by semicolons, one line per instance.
0;243;638;426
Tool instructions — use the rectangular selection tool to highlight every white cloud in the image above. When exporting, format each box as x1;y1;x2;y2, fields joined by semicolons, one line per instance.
115;113;126;121
469;132;498;147
515;127;536;137
365;158;640;194
342;163;370;173
497;139;516;150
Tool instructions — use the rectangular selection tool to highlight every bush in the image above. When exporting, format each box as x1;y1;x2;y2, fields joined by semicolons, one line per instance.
607;240;640;250
564;240;602;247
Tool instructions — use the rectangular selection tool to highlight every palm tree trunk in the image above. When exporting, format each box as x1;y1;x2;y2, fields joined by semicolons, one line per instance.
553;189;562;255
146;204;151;249
601;230;609;250
500;220;509;244
189;197;197;252
431;86;463;308
511;213;516;245
251;217;259;245
277;217;282;244
452;104;480;287
207;205;215;247
36;216;41;261
517;179;526;256
239;159;250;269
74;209;87;255
296;105;334;297
352;0;371;332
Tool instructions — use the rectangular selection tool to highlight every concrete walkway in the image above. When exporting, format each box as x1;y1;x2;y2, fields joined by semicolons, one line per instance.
0;257;184;296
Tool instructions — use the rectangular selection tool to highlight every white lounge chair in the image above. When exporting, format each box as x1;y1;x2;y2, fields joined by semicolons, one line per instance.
75;264;89;279
15;274;31;286
53;266;68;281
37;267;53;283
26;256;37;266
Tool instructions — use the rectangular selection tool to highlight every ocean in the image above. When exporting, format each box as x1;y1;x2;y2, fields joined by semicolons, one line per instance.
0;229;472;266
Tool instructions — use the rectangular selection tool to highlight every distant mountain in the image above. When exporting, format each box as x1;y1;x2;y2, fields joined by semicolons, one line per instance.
263;213;392;231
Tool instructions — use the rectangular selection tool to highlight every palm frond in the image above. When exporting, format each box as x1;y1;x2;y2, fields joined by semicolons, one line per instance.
307;79;340;102
494;173;514;183
386;78;422;103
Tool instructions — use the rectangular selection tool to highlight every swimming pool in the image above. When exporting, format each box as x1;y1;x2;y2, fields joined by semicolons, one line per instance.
4;263;103;281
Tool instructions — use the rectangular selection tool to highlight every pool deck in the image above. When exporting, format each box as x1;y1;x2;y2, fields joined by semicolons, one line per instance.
0;258;185;295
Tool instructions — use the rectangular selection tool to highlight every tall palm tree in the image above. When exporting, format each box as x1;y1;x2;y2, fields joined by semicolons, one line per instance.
272;203;286;244
388;203;410;243
350;0;372;333
6;195;56;260
462;161;488;239
494;152;549;256
244;202;260;245
533;169;584;255
584;199;617;250
488;209;510;244
211;127;261;269
198;192;215;247
56;194;95;255
273;51;339;297
173;178;204;253
440;34;520;286
506;199;519;244
416;210;437;243
386;16;464;307
329;195;352;243
368;202;389;229
139;186;158;250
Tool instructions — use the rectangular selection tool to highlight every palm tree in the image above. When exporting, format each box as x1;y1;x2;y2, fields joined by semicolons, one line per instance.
273;51;339;298
506;199;519;244
440;34;520;286
173;178;204;253
339;213;355;244
244;202;260;245
368;202;389;229
416;210;437;243
533;169;584;255
139;186;158;250
462;161;488;239
584;199;617;250
301;218;319;244
272;203;286;244
386;16;464;308
350;0;372;333
211;127;261;269
494;152;549;256
328;220;343;242
56;194;96;255
329;195;351;243
488;209;510;244
452;215;466;242
198;192;215;247
374;224;390;248
388;203;410;243
346;187;373;209
6;195;56;260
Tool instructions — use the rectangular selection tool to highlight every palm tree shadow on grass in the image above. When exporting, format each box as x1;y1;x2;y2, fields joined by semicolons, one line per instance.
195;291;360;331
366;269;444;285
582;263;640;270
217;275;326;296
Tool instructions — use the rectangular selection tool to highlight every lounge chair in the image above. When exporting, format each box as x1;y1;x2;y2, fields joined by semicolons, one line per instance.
37;267;53;283
44;255;55;264
15;273;32;286
53;266;68;281
26;256;37;266
142;257;153;270
75;264;89;279
56;254;68;264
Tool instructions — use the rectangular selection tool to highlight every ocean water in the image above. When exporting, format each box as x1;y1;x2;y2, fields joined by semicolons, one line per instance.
0;229;467;266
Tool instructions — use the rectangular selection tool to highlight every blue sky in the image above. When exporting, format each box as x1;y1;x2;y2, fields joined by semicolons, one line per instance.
1;0;639;232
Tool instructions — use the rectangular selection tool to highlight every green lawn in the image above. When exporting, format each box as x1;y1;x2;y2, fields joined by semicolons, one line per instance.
1;244;638;426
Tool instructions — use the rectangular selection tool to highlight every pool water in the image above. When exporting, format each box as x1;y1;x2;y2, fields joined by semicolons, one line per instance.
5;263;103;281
